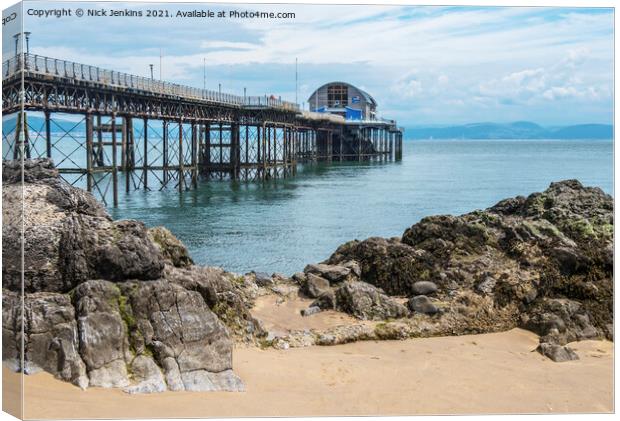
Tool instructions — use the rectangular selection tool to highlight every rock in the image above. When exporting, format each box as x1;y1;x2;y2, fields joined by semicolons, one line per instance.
2;290;88;388
407;295;439;315
120;280;233;376
254;272;274;286
525;298;601;345
180;369;245;392
325;237;430;296
301;273;331;298
3;158;58;183
1;159;246;393
87;360;130;388
335;281;409;320
311;290;336;310
342;260;362;277
301;306;322;317
476;277;496;294
2;168;165;293
272;338;290;350
412;281;438;295
124;355;167;394
304;263;354;283
321;180;612;349
537;343;579;362
73;280;131;388
148;226;193;267
160;357;184;391
291;272;306;284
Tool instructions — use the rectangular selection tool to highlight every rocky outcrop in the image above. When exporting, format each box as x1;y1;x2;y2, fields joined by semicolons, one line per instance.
335;281;408;320
310;180;613;360
295;262;408;321
2;159;254;392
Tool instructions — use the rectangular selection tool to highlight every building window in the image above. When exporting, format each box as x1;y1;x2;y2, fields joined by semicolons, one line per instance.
327;85;348;107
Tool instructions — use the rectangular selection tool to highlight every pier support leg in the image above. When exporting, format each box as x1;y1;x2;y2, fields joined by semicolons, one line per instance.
358;128;362;162
218;123;224;180
121;116;127;171
327;130;333;163
85;113;94;192
244;125;249;180
205;123;211;179
45;110;52;158
96;115;104;167
231;123;240;181
125;117;134;193
179;119;184;191
191;122;198;188
111;113;118;207
162;120;169;186
143;117;148;190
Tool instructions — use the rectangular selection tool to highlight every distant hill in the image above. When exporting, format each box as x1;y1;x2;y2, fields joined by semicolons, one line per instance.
407;122;613;140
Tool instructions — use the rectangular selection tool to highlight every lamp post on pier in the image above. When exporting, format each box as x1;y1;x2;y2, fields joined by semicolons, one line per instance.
24;31;31;54
13;33;20;58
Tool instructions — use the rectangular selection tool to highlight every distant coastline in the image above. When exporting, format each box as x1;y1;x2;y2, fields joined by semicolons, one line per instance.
406;121;613;140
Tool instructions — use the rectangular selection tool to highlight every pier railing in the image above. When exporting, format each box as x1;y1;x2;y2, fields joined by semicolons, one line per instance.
3;53;300;112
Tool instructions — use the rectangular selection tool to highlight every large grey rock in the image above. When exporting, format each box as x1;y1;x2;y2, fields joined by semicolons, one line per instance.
2;290;89;388
302;273;331;298
181;369;245;392
301;306;322;317
304;263;355;283
525;298;601;345
148;226;193;268
1;159;247;393
120;280;233;375
254;272;274;286
73;280;131;388
538;343;579;362
335;281;409;320
124;355;167;394
3;176;165;293
408;295;439;315
312;290;337;310
322;180;612;353
2;159;165;294
412;281;438;295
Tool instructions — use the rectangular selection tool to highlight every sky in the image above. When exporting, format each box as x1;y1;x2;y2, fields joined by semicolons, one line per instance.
4;1;615;126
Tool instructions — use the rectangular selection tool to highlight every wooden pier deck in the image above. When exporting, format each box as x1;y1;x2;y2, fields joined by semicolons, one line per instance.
2;54;403;206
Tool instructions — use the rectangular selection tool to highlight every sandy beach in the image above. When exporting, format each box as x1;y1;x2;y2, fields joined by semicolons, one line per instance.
3;328;613;419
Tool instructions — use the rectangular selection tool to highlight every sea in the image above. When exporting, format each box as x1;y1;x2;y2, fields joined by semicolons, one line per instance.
103;139;613;275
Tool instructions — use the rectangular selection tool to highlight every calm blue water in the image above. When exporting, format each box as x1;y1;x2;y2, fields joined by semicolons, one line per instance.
109;139;613;275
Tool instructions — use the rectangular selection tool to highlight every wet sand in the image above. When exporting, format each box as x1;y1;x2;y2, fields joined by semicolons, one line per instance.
3;328;613;419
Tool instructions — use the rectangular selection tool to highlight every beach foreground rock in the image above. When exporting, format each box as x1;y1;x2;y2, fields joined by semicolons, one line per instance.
297;178;613;358
2;159;257;392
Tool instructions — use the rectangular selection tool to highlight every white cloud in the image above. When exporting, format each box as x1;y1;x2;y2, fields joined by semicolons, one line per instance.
25;4;613;124
200;41;259;50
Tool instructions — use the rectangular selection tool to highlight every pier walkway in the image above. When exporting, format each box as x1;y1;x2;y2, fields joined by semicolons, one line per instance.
2;53;403;206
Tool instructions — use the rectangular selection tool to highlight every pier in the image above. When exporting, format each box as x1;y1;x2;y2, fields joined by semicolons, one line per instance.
2;54;404;206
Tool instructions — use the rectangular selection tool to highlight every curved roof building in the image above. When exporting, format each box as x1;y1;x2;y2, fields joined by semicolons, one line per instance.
308;82;377;121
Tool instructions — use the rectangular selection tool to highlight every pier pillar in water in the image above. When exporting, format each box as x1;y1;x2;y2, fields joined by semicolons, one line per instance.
231;123;240;181
44;110;52;159
162;120;169;186
85;112;94;192
178;118;184;191
111;113;118;207
143;117;148;190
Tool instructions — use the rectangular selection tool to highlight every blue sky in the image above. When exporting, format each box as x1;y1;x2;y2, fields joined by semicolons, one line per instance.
6;2;615;126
